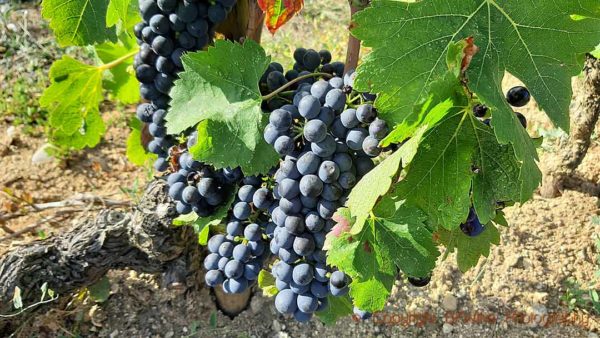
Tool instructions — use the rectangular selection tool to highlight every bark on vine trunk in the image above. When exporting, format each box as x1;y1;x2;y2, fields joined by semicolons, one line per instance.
0;180;251;332
540;55;600;198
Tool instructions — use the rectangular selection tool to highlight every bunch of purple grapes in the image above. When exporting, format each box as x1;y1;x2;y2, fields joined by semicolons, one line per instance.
203;175;275;293
133;0;237;172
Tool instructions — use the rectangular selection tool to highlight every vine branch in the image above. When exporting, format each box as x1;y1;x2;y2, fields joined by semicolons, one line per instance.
98;50;139;71
344;0;369;74
540;54;600;198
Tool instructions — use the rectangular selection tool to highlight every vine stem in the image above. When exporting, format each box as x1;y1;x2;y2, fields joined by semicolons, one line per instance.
344;1;368;74
98;50;139;71
261;72;332;101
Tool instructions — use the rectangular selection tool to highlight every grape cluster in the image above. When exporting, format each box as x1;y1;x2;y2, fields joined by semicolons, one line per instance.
133;0;237;171
166;153;241;216
203;176;275;293
260;49;389;322
260;49;346;111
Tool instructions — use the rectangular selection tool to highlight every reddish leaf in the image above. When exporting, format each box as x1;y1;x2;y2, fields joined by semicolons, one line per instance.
461;36;479;75
330;213;351;238
258;0;304;33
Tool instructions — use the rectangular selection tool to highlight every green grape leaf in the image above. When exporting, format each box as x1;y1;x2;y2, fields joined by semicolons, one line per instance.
258;270;278;297
346;127;426;234
50;110;106;149
328;200;437;312
95;33;140;104
167;40;279;175
436;223;500;272
392;109;534;229
126;118;156;166
371;198;439;277
40;56;106;150
353;0;600;170
328;225;395;312
107;0;140;30
316;295;353;325
380;68;467;146
354;0;600;131
41;0;116;46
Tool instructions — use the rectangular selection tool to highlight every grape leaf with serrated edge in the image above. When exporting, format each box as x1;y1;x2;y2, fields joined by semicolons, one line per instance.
392;108;528;228
40;56;106;149
41;0;116;46
327;199;437;312
436;223;500;272
353;0;600;131
352;0;600;184
166;40;279;175
379;40;469;146
316;295;353;325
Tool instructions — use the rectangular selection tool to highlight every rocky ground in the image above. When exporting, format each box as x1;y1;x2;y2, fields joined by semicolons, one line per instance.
1;1;599;338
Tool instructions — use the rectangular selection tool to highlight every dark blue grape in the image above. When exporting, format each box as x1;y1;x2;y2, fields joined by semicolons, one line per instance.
303;119;327;143
176;1;198;22
207;3;227;23
275;289;297;314
302;49;321;72
292;263;313;286
297;151;320;175
293;234;315;256
299;175;323;198
356;104;376;123
149;14;170;34
243;223;262;241
298;95;321;119
297;293;318;313
324;89;346;111
226;220;244;236
310;80;332;103
204;253;220;270
369;118;389;140
152;35;174;56
311;135;336;157
362;136;381;157
205;270;224;287
270;109;292;131
318;161;340;183
208;234;226;253
274;136;295;156
346;128;368;151
506;86;531;107
187;18;208;37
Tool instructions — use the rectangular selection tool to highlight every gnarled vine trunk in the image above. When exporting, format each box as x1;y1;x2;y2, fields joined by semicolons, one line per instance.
0;181;250;333
540;54;600;198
